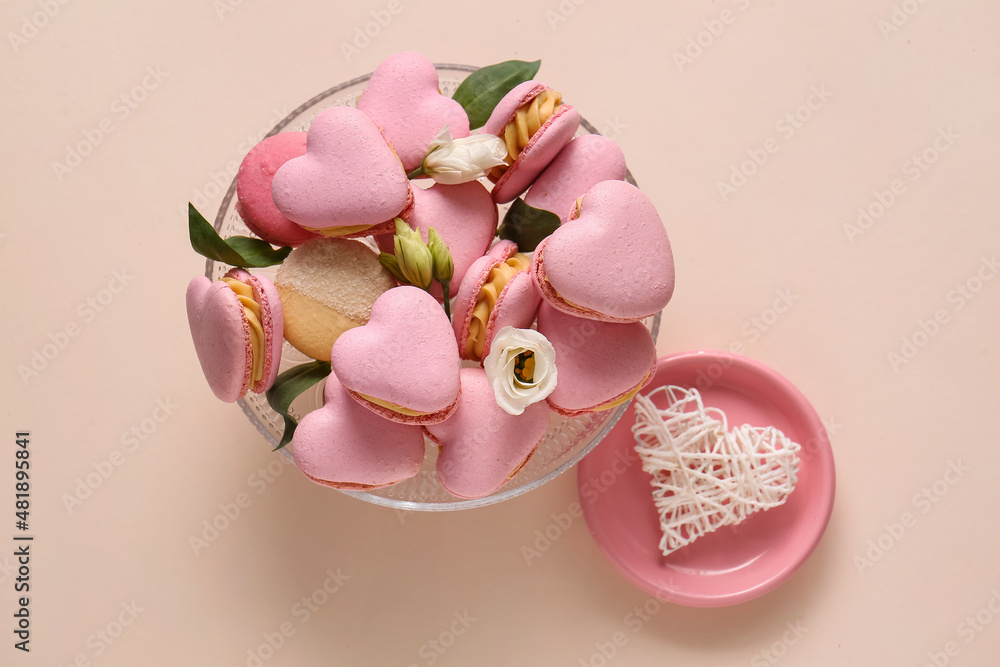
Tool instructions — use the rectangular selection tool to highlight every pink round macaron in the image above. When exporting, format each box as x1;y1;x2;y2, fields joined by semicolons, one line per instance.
534;301;655;416
186;268;283;402
483;80;581;204
357;51;471;172
523;134;627;222
452;240;541;363
532;180;675;323
425;367;550;499
331;286;461;424
271;106;412;238
292;369;425;490
375;181;498;300
235;132;320;247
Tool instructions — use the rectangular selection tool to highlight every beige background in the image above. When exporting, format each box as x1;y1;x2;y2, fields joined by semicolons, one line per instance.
5;0;1000;664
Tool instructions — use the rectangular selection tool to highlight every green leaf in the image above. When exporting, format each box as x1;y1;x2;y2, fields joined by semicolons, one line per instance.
497;198;562;252
188;203;291;268
452;60;541;129
265;361;331;451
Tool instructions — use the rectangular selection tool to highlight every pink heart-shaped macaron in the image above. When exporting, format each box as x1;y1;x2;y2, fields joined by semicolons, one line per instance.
357;51;471;172
532;180;675;323
524;134;627;222
292;369;424;490
331;286;461;424
271;106;410;236
425;368;550;499
236;131;319;247
535;301;655;416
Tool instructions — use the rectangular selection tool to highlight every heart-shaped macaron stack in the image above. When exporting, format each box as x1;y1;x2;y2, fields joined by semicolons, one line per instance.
532;180;675;323
271;106;411;238
189;52;681;503
332;286;461;425
292;369;425;489
483;80;581;204
186;269;283;402
357;51;471;172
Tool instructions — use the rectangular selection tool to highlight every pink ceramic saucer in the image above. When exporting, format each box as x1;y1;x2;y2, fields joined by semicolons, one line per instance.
577;350;836;607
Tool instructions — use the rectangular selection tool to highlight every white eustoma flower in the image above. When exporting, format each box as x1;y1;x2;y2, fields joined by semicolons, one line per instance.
420;125;508;185
483;327;558;416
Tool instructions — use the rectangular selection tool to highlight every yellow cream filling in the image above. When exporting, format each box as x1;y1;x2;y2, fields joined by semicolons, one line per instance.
222;278;265;384
357;393;429;417
465;254;531;361
489;90;562;181
591;370;653;412
300;223;377;237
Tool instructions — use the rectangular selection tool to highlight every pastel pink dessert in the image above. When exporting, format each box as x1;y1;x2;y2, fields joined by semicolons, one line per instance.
292;369;424;490
452;240;540;363
483;80;581;204
425;368;550;499
331;286;461;424
235;132;319;247
186;268;283;402
375;181;498;300
271;106;411;238
357;51;471;172
532;180;675;323
523;134;627;222
534;301;655;416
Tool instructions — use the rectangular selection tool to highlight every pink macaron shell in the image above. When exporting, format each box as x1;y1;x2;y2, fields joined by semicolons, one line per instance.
524;135;627;222
292;370;424;490
482;80;549;137
535;301;656;415
399;182;498;300
533;180;675;322
451;240;518;357
331;286;461;419
235;132;319;247
426;367;550;499
357;52;471;172
271;106;410;233
186;276;252;402
490;105;581;204
480;272;541;360
227;269;284;394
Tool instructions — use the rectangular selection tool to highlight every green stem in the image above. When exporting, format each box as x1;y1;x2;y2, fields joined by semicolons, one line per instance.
406;164;427;179
442;280;451;321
